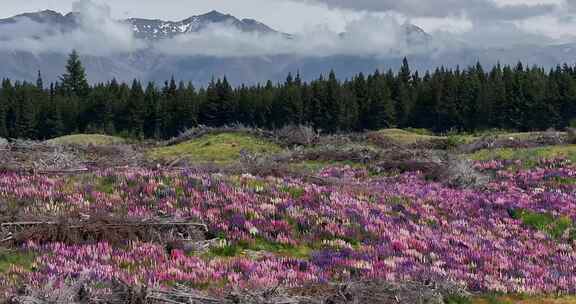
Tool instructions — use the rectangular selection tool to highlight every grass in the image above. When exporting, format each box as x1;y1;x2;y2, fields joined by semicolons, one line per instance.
148;133;282;163
510;210;575;240
492;131;566;141
0;249;35;273
206;238;313;260
46;134;126;146
372;129;445;145
470;145;576;167
289;160;367;173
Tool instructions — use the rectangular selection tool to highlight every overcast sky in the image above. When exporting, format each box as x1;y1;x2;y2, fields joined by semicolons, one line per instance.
1;0;576;53
0;0;572;36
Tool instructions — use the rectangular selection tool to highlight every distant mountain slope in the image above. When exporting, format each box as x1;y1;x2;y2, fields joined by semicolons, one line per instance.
127;10;280;40
0;9;283;40
0;9;574;85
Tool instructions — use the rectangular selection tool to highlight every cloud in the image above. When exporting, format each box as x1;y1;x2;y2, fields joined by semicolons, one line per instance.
434;20;554;50
298;0;556;20
0;1;434;58
0;0;143;55
0;0;569;60
154;15;431;58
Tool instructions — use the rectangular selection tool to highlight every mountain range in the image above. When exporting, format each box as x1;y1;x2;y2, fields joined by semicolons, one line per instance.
0;9;574;85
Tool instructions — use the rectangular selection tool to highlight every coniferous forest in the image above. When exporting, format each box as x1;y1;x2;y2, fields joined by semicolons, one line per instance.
2;51;576;140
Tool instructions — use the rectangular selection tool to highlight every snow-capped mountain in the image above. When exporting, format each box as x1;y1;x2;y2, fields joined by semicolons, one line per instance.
0;9;283;40
0;9;429;42
127;10;280;40
0;9;73;25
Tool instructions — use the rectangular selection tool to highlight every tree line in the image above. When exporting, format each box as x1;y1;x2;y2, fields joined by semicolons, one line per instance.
1;51;575;140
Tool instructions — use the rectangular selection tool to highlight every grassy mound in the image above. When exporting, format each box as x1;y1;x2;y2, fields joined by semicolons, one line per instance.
148;132;282;163
471;145;576;166
368;129;449;147
46;134;126;146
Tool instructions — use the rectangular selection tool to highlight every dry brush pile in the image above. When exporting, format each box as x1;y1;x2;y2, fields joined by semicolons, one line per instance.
0;139;148;173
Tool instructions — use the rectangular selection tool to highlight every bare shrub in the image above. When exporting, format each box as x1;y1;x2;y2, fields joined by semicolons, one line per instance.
275;125;319;146
0;138;9;149
288;144;382;163
438;155;491;188
373;151;490;189
459;131;569;154
8;278;91;304
567;128;576;144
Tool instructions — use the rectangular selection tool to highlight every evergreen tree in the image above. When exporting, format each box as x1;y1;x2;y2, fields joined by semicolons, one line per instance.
322;70;343;132
14;84;37;139
366;73;395;130
60;50;89;98
199;78;236;127
0;57;575;140
394;57;413;127
38;84;64;139
124;80;145;137
36;71;44;90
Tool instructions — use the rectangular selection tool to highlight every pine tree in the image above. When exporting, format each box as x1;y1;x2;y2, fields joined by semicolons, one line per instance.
353;73;370;130
142;82;161;139
366;74;395;130
340;82;359;131
36;70;44;90
394;57;413;127
199;78;236;127
60;50;89;98
409;72;436;129
40;85;64;139
0;79;11;138
124;80;145;137
14;84;37;139
322;70;343;132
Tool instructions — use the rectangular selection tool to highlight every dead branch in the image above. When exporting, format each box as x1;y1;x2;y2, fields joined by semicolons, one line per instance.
1;217;208;246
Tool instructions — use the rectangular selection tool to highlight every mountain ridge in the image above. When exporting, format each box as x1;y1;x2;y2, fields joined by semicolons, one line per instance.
0;9;574;87
0;9;430;42
0;9;286;39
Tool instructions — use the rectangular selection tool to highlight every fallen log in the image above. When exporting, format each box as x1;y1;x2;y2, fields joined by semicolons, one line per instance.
2;221;208;230
34;168;90;175
2;217;208;246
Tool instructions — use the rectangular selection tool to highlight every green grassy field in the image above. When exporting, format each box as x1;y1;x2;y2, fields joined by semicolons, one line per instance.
471;145;576;167
371;128;445;145
148;132;282;163
46;134;126;146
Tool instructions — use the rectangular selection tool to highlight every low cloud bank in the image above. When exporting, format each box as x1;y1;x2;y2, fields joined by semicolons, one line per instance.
0;0;143;56
0;0;567;58
154;16;429;58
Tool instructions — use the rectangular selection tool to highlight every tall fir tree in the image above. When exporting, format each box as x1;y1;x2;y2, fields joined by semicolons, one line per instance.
394;57;413;127
36;71;44;90
366;73;395;130
60;50;89;98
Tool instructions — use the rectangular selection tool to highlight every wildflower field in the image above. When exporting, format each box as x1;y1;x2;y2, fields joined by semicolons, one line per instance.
1;155;576;301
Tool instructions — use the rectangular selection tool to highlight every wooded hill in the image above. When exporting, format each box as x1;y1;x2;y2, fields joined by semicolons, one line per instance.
1;51;575;140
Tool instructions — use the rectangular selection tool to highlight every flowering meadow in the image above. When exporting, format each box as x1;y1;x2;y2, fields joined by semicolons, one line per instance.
2;158;576;296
